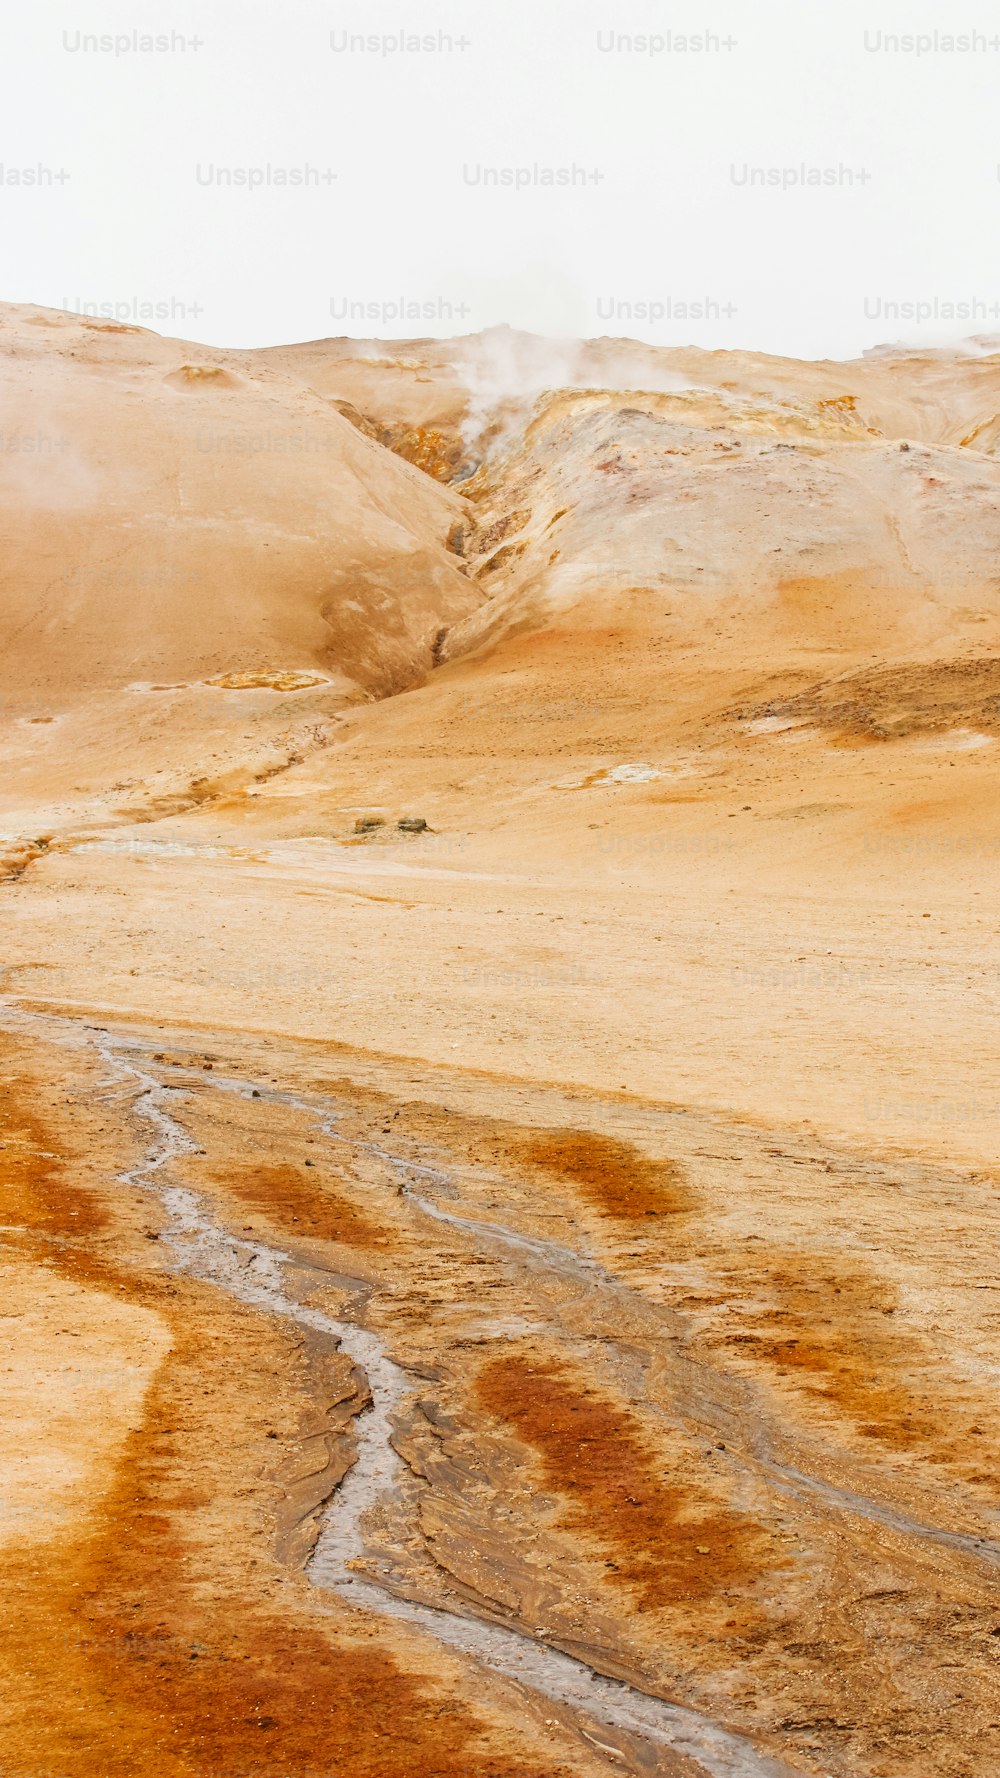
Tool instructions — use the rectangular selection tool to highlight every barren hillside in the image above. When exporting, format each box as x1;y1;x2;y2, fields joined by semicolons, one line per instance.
2;309;1000;1778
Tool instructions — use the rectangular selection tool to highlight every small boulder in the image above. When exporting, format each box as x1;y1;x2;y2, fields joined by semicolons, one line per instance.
397;816;429;834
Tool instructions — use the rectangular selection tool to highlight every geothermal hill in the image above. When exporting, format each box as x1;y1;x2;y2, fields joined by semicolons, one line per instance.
0;305;476;836
0;306;475;701
4;306;1000;835
3;306;1000;1778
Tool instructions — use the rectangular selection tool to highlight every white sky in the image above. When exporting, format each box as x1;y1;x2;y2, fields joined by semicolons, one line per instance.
1;0;997;358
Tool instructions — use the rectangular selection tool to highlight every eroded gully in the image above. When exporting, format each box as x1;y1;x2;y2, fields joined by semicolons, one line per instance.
5;1000;993;1777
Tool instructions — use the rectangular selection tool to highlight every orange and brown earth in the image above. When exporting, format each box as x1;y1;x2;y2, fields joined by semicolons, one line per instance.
3;305;1000;1778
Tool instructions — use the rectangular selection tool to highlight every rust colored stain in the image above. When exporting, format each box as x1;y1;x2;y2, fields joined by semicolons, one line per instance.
722;1250;998;1476
214;1162;393;1248
474;1354;773;1612
0;1054;569;1778
1;1350;572;1778
515;1128;694;1221
0;1078;108;1244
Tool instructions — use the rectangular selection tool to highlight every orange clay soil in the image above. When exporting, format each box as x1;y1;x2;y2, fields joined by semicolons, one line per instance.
211;1161;394;1249
0;1036;598;1778
512;1130;696;1221
3;1328;572;1778
710;1244;1000;1485
7;1013;1000;1778
473;1353;779;1613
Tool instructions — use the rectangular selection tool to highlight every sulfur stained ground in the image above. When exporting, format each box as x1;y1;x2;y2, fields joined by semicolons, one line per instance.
4;1014;1000;1778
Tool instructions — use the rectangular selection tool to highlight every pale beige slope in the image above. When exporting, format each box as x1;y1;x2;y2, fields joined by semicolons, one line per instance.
0;1261;171;1551
0;303;483;836
0;304;477;705
252;329;1000;678
577;336;1000;452
258;325;1000;471
432;385;1000;680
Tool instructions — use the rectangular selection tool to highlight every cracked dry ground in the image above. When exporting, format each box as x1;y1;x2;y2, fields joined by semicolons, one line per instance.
4;1013;1000;1778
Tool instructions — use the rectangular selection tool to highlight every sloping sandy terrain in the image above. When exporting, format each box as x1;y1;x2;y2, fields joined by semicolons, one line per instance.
0;305;476;835
3;310;1000;1778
